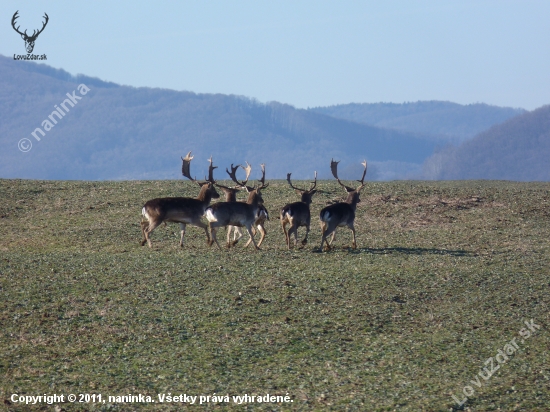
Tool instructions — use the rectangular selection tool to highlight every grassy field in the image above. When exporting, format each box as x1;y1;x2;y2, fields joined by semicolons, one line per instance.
0;178;549;411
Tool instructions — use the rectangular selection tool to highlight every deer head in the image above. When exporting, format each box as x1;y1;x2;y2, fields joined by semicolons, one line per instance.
12;11;49;53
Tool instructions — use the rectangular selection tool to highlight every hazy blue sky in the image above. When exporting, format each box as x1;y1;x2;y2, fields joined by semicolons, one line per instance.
2;1;549;110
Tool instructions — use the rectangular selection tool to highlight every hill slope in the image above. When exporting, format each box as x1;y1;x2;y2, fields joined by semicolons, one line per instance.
311;101;524;143
1;55;438;180
423;105;550;181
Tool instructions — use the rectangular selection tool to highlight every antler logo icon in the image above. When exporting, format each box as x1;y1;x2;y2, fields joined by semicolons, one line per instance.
11;11;49;54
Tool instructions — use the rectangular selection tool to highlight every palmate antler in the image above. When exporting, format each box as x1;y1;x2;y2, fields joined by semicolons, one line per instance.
330;159;367;193
181;151;196;182
227;162;268;191
181;152;217;186
286;171;317;193
255;164;269;190
226;162;252;187
205;156;218;183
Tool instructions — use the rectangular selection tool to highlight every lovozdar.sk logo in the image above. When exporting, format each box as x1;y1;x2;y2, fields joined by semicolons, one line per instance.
11;10;49;59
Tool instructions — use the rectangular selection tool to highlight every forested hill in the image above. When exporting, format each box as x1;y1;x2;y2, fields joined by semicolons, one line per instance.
422;105;550;181
311;101;524;143
0;55;438;181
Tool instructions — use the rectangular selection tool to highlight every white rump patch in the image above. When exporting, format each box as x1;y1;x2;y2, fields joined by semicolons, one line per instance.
142;207;149;220
205;208;217;222
321;210;331;221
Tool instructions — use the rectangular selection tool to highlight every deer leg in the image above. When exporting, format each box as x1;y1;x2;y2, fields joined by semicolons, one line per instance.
226;225;233;248
143;219;163;248
291;224;299;247
349;223;357;249
324;225;338;251
245;224;260;250
140;220;149;246
318;221;334;252
328;228;337;246
318;221;327;251
257;224;266;247
302;223;310;246
282;219;290;249
232;227;244;246
246;224;266;247
209;225;223;250
179;223;187;247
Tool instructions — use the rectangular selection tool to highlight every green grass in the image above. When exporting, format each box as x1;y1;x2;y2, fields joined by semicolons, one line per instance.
1;178;549;411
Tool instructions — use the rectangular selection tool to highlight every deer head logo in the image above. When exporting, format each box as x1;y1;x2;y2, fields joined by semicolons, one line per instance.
11;11;49;54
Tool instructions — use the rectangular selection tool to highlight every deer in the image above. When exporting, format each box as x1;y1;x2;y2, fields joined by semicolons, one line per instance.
223;163;270;248
215;162;252;246
318;159;367;252
205;164;269;250
12;11;49;54
280;171;317;249
140;152;220;248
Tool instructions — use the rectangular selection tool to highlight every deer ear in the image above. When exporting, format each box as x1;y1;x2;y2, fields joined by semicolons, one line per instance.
309;189;317;196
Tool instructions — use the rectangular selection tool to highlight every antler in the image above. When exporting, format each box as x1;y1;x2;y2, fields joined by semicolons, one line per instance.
330;159;367;193
11;11;49;40
356;160;367;191
330;159;355;193
181;152;217;186
286;173;305;192
31;13;49;39
11;11;25;36
286;171;317;193
181;152;196;182
226;162;252;187
255;164;269;190
205;156;218;184
309;171;317;191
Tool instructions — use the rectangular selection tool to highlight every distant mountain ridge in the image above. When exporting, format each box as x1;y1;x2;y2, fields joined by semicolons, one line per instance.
422;105;550;181
0;54;535;181
0;55;438;180
311;101;525;143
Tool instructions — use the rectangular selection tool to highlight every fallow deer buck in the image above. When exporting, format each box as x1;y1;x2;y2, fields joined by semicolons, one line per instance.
205;164;269;250
318;159;367;252
140;152;220;248
224;163;270;248
280;171;317;249
215;162;251;246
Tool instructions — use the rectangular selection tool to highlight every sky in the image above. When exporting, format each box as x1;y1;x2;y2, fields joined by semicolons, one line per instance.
1;1;549;110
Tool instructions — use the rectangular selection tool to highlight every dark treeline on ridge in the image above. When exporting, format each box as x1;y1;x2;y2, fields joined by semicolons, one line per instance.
423;105;550;181
1;55;547;181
